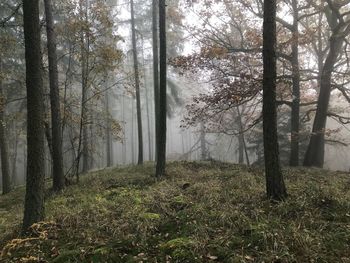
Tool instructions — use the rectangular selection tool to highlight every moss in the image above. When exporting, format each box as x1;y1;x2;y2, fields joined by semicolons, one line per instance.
140;212;161;220
160;237;197;262
161;237;194;249
51;249;81;263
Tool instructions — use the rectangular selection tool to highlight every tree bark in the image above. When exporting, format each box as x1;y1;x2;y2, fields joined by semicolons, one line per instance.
200;122;206;160
145;79;152;161
11;120;19;186
76;0;89;176
105;89;113;167
44;0;65;191
152;0;160;161
263;0;287;201
122;94;126;164
131;97;135;164
236;106;250;166
238;134;244;164
130;0;143;165
155;0;167;178
0;60;11;194
81;11;90;174
289;0;300;166
141;45;153;161
22;0;46;231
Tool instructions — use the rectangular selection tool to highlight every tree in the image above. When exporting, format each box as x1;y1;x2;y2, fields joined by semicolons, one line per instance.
130;0;144;165
303;1;350;167
79;0;90;175
22;0;46;231
44;0;65;191
105;89;113;167
289;0;301;166
152;0;159;161
262;0;287;200
155;0;167;178
0;59;11;194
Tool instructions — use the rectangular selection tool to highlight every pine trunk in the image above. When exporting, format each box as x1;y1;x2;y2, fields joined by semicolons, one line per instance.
289;0;300;167
22;0;46;231
200;122;206;160
0;60;11;194
152;0;160;161
263;0;287;201
130;0;143;165
44;0;65;191
105;90;113;167
155;0;167;178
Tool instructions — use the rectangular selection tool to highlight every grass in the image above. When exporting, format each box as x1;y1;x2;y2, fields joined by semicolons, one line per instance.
0;161;350;262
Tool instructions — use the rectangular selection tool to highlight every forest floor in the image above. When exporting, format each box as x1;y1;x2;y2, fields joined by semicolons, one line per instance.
0;161;350;263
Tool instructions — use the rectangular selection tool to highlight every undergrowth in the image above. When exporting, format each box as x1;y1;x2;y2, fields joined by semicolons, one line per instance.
0;161;350;262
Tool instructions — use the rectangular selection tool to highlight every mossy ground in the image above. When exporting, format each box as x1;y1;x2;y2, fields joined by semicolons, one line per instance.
0;161;350;262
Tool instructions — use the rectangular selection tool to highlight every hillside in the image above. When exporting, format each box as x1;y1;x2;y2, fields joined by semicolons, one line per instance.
0;161;350;262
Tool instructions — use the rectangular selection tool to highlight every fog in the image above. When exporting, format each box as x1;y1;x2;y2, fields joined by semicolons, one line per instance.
2;0;350;193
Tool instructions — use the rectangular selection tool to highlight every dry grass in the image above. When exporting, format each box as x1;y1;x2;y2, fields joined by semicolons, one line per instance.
0;161;350;262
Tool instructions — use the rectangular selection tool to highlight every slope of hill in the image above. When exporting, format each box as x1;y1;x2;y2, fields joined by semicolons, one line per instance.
0;161;350;262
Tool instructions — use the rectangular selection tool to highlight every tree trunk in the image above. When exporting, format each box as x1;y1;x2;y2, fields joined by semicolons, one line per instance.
122;94;126;164
152;0;160;161
11;122;19;186
200;122;206;160
81;65;89;172
142;52;152;161
238;134;244;164
89;114;94;169
130;0;143;165
145;79;152;161
0;60;11;194
22;0;46;231
236;106;250;166
105;89;113;167
77;0;90;175
131;97;135;164
155;0;167;178
289;0;300;167
44;0;65;191
303;35;344;167
44;121;53;162
262;0;287;201
303;5;349;168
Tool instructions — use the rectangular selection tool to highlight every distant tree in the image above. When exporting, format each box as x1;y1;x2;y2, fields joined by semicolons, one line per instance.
22;0;46;231
105;89;113;167
44;0;65;191
152;0;160;161
130;0;144;165
0;59;11;194
262;0;287;200
288;0;300;167
155;0;167;178
303;1;350;167
79;0;89;175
